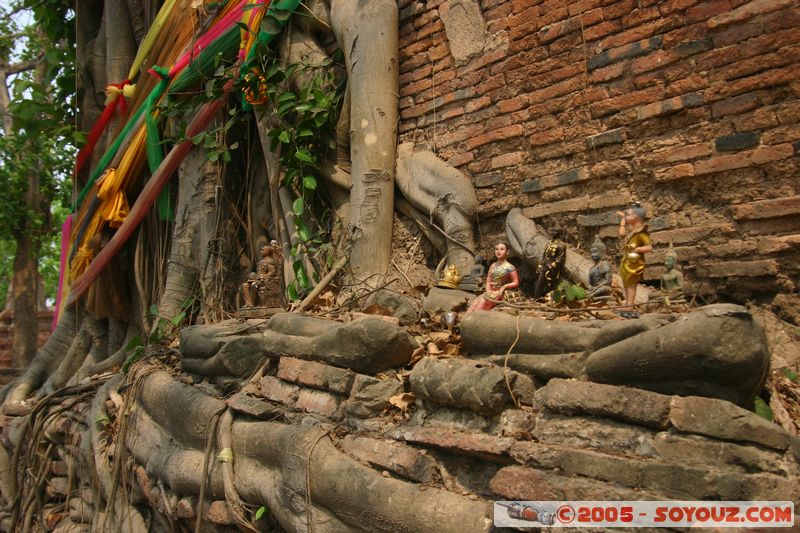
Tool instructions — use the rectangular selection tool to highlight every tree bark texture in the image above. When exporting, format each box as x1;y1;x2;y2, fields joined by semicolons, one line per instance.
331;0;399;285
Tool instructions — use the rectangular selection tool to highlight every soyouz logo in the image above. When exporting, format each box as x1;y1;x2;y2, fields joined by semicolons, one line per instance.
493;501;795;528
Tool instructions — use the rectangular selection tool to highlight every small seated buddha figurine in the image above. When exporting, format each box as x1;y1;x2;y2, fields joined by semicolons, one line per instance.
587;235;612;298
458;254;486;293
615;202;652;308
240;241;283;308
660;243;685;299
533;232;566;298
466;242;520;312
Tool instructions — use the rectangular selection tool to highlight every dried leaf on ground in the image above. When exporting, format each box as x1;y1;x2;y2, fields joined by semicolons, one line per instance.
389;392;415;412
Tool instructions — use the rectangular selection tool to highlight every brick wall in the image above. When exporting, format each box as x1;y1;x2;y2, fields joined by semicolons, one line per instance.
397;0;800;300
0;310;54;376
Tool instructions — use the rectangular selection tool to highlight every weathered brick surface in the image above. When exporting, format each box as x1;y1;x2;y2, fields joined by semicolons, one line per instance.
0;311;53;369
397;0;800;299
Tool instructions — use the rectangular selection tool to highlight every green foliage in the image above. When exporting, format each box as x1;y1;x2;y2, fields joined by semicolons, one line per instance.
551;280;587;305
252;55;343;300
0;0;76;308
753;396;773;421
254;506;267;520
780;367;798;382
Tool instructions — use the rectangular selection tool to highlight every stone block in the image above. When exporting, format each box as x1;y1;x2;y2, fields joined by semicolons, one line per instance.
341;435;437;482
227;391;282;419
534;379;671;429
295;389;344;418
532;413;657;456
669;396;793;450
715;131;761;152
391;426;514;463
347;374;404;418
421;287;475;314
258;375;299;406
277;357;355;395
440;0;490;63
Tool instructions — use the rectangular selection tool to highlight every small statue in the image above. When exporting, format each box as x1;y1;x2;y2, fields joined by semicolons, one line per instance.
533;235;566;298
436;264;463;289
467;242;520;312
240;241;284;309
615;202;652;309
458;254;485;292
660;243;684;299
587;235;612;298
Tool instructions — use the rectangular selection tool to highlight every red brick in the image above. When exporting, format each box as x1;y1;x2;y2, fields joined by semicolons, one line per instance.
652;223;736;244
622;6;661;27
391;427;513;462
659;0;702;15
763;124;800;145
734;108;779;132
508;5;541;28
258;376;299;405
491;151;527;169
477;73;506;96
447;152;474;167
466;124;525;150
706;259;780;278
529;127;566;147
686;0;732;22
654;163;695;182
277;357;354;394
400;78;432;98
497;94;529;114
437;123;485;147
603;0;637;20
590;61;625;83
600;15;680;50
583;20;622;42
465;96;493;113
731;195;800;220
713;22;761;47
341;436;437;483
522;196;590;218
529;76;584;105
568;0;606;16
294;389;343;418
575;86;610;105
635;92;704;120
757;234;800;254
590;85;665;118
711;93;760;117
649;143;713;165
708;0;793;28
428;43;450;62
631;50;680;75
693;143;795;175
666;75;709;97
706;65;796;102
485;2;511;21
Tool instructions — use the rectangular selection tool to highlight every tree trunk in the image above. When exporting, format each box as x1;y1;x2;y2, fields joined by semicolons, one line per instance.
330;0;399;286
11;228;38;368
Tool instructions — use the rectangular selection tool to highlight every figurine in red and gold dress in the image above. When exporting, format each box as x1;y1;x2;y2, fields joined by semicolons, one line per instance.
467;242;520;312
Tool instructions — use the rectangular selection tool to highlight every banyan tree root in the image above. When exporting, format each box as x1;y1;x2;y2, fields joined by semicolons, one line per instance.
395;143;479;273
124;367;492;532
2;306;81;415
463;304;770;406
330;0;399;284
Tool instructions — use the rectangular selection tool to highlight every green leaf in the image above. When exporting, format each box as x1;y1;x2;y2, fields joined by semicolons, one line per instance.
566;284;586;302
297;222;311;243
278;130;291;143
221;150;232;163
207;150;219;162
149;304;159;317
298;129;314;137
170;311;187;326
295;103;311;112
286;282;299;301
303;176;317;190
255;506;266;520
294;149;315;163
278;92;296;104
292;198;304;216
754;397;773;421
294;260;310;289
780;367;799;381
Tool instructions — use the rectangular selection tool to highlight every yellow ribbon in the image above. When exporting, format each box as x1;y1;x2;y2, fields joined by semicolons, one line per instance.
70;245;95;282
